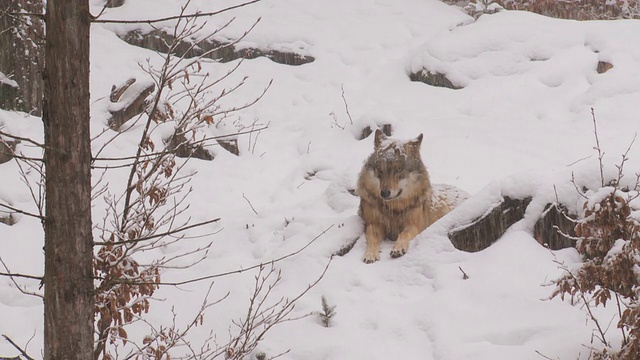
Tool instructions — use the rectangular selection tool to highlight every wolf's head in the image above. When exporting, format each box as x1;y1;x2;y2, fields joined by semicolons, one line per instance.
362;129;427;201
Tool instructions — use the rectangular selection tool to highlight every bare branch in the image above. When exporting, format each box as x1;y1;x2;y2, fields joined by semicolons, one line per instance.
2;335;35;360
0;130;44;148
0;202;45;221
108;225;334;287
534;350;559;360
0;257;43;300
0;271;42;282
570;172;588;199
551;255;609;347
92;0;262;24
614;132;637;187
14;157;45;220
93;217;220;246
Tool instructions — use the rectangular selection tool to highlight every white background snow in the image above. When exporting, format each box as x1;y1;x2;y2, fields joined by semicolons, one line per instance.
2;0;640;359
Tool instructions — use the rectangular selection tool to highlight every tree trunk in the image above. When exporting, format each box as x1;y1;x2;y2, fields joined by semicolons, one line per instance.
0;0;44;114
42;0;93;359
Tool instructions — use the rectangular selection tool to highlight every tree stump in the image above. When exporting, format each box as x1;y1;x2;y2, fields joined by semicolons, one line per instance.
107;78;155;131
448;195;578;252
217;138;239;156
449;196;532;252
533;203;577;250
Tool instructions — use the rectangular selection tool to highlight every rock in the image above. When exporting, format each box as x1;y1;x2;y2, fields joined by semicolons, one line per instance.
409;70;462;90
0;139;17;164
360;124;392;140
120;29;314;66
165;132;214;161
597;61;613;74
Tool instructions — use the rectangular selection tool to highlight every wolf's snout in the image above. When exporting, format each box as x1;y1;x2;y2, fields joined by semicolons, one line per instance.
380;190;391;199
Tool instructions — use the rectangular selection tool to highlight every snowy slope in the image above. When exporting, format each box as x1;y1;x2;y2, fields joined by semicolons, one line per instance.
2;0;640;358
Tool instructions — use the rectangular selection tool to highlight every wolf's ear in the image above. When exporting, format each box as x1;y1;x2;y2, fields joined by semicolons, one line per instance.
374;129;387;148
408;133;423;146
405;133;423;154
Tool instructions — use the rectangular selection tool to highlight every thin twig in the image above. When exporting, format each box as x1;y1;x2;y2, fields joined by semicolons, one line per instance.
615;132;637;186
591;108;605;187
458;266;469;280
242;193;259;216
566;154;593;167
340;84;353;125
534;350;558;360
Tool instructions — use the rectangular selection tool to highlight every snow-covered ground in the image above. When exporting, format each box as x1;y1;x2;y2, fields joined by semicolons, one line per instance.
2;0;640;358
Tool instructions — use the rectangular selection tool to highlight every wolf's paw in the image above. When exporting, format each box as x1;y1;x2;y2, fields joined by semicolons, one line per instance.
363;252;380;264
390;248;406;258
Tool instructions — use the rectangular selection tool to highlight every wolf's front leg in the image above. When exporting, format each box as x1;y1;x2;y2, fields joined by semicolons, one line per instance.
363;224;384;263
390;226;421;258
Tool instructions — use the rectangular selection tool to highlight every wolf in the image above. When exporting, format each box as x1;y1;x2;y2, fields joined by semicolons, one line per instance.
357;129;467;263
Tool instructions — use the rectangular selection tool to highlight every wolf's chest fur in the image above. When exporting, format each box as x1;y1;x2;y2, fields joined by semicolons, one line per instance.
359;191;431;241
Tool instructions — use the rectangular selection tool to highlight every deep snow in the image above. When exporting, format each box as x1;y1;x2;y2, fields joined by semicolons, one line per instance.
2;0;640;359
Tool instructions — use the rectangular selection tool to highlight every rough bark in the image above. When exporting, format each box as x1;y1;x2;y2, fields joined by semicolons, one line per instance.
0;0;44;114
533;203;577;250
42;0;93;359
448;196;578;253
218;138;239;156
449;196;531;252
